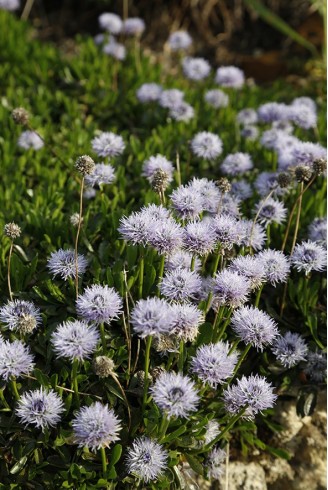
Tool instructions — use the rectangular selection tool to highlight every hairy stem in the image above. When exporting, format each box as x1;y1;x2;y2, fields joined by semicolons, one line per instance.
74;176;84;299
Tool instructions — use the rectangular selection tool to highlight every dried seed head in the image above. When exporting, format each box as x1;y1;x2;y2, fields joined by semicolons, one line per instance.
294;165;313;183
151;366;166;380
277;172;292;188
16;314;38;334
70;213;82;227
135;370;152;388
153;334;179;354
151;169;170;193
216;177;231;193
11;107;29;126
93;356;115;378
4;222;21;240
313;158;327;176
75;155;95;176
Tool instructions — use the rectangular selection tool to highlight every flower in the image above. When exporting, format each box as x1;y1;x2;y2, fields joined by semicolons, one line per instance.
0;339;34;381
150;371;199;418
190;131;223;160
137;83;163;103
0;0;20;11
215;66;245;88
203;420;221;445
182;57;211;81
126;437;168;483
241;125;259;141
76;284;123;325
122;17;145;36
291;240;326;274
231;180;253;201
158;89;184;109
165;250;201;272
255;197;287;227
210;214;243;249
98;12;122;34
75;155;95;175
188;178;221;214
254;171;288;197
130;297;172;338
204;89;229;108
47;249;88;281
169;303;204;342
289;105;317;130
237;108;258;125
239;219;266;251
51;320;99;362
290;141;326;168
304;351;326;382
147;218;184;255
4;222;21;239
271;332;308;368
72;402;121;452
103;41;126;60
18;131;44;150
16;387;64;430
183;220;217;256
206;447;226;480
84;163;116;187
169;102;195;122
91;132;125;158
229;255;265;290
257;249;290;285
170;185;204;220
142;154;174;183
257;102;290;123
191;342;238;387
93;356;115;377
159;269;202;302
221;152;253;176
308;218;327;246
231;306;279;351
223;374;277;420
0;299;42;334
168;31;192;51
12;107;29;125
212;270;251;309
291;96;317;113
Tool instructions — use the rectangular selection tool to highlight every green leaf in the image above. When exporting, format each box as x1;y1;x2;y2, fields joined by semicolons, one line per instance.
184;454;204;477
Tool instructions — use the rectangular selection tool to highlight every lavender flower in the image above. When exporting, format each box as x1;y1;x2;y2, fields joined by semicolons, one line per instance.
229;255;265;290
237;108;258;125
16;388;64;430
182;57;211;81
130;298;172;338
190;131;223;160
304;351;326;382
76;284;122;325
0;0;20;10
261;129;298;151
221;152;253;176
206;447;226;480
210;214;243;249
103;41;126;60
150;371;199;418
255;197;287;227
241;125;259;141
231;180;253;201
257;102;290;123
170;185;204;220
159;89;184;109
239;219;266;251
291;96;316;113
18;131;44;150
169;102;195;122
47;249;88;281
94;33;106;45
257;249;290;286
204;89;229;109
169;303;204;342
142;154;174;183
231;306;279;351
0;299;42;334
118;210;155;245
136;83;163;103
91;132;125;158
183;220;217;256
254;171;288;197
168;31;192;51
141;204;171;221
271;332;308;368
126;437;168;483
203;420;221;445
191;342;239;387
72;402;121;451
165;250;201;272
188;178;221;214
98;12;122;34
289;105;317;130
308;218;327;246
223;374;277;419
0;339;34;381
147;218;184;255
51;320;99;362
215;66;245;88
84;163;116;187
290;240;327;274
122;17;145;36
212;270;251;309
290;141;326;168
159;269;202;302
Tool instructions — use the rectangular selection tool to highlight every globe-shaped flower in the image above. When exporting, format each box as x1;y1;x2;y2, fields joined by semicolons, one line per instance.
122;17;145;36
118;210;156;245
239;219;266;251
16;387;64;430
241;125;259;141
47;249;88;281
237;108;258;126
291;141;326;168
229;255;265;290
98;12;122;34
18;130;44;150
0;0;20;11
291;241;327;274
221;152;253;176
212;270;251;309
130;297;172;338
254;171;288;197
289;105;317;130
136;83;163;103
0;339;35;381
271;332;308;368
203;420;221;445
169;102;195;122
231;180;253;201
210;214;243;250
183;220;217;256
91;132;125;158
84;163;116;187
142;154;174;183
190;131;223;160
169;303;204;342
188;178;221;214
204;89;229;109
231;306;279;351
191;342;239;388
255;197;287;227
304;350;326;382
168;31;192;51
150;371;199;418
257;250;290;286
103;41;126;60
257;102;290;123
51;320;99;362
76;284;123;325
0;299;42;334
215;66;245;88
182;57;211;81
206;447;226;480
308;218;327;246
126;437;168;483
72;402;121;452
159;269;202;302
147;218;184;255
158;89;184;109
223;374;277;420
170;185;204;220
165;250;201;272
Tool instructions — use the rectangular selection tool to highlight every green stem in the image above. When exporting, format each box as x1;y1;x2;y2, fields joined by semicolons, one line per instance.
216;311;232;342
178;340;185;372
266;224;271;247
231;344;252;380
138;252;144;299
142;336;152;415
157;255;165;296
254;284;264;308
100;447;107;477
198;408;247;453
0;389;10;409
228;339;240;355
71;359;80;408
10;379;20;400
166;352;174;370
7;241;14;301
158;414;170;442
99;323;107;353
190;255;196;272
74;176;84;299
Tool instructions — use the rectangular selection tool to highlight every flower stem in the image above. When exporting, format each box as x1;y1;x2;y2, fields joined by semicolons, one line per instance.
142;336;152;415
138;253;144;299
7;241;14;301
231;344;252;380
216;310;232;342
10;379;20;400
254;284;264;308
100;447;107;477
100;323;107;353
74;176;84;299
249;189;274;253
290;182;304;254
0;389;10;409
190;255;196;272
71;359;80;408
158;414;170;442
157;255;165;296
176;152;182;186
178;340;185;372
199;407;247;453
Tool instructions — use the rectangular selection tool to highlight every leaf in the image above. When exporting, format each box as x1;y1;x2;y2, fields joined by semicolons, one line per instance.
296;388;318;417
108;444;122;469
34;368;50;387
10;456;28;474
184;454;204;477
162;425;187;443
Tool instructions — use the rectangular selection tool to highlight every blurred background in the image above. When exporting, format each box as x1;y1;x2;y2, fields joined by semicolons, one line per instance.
9;0;328;81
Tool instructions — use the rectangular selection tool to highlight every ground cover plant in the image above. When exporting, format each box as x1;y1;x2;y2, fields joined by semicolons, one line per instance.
0;6;326;490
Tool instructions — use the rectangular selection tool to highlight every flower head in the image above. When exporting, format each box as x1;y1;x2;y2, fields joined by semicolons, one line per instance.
308;218;327;246
257;249;290;285
130;297;172;338
183;220;217;256
221;152;253;176
147;218;184;255
182;57;211;81
237;108;258;126
93;356;115;377
0;300;42;334
168;31;192;51
188;178;221;214
75;155;95;176
241;125;259;141
16;387;64;430
204;89;229;108
289;105;317;130
0;339;34;381
136;83;163;103
170;185;204;220
215;66;245;88
231;180;253;201
169;102;195;122
271;332;308;368
304;351;326;382
76;284;122;325
51;320;99;362
255;197;287;227
206;447;226;480
142;154;174;183
239;219;266;251
291;240;326;274
203;420;221;445
11;106;29;125
210;214;243;249
72;402;121;452
84;163;116;187
258;102;290;123
47;249;88;281
159;269;202;302
4;222;21;239
150;371;199;418
229;255;265;290
91;132;125;158
98;12;122;33
212;270;251;309
159;89;184;109
169;303;204;342
231;306;279;351
255;171;288;197
18;131;44;150
165;250;201;272
126;437;168;483
122;17;145;36
191;342;238;388
223;374;277;420
103;41;126;60
190;131;223;160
